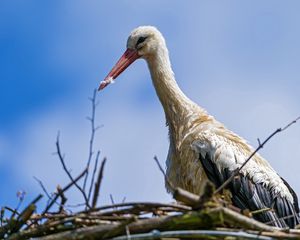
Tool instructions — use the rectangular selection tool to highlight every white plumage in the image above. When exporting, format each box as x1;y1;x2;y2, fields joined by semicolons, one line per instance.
100;26;299;228
192;130;292;201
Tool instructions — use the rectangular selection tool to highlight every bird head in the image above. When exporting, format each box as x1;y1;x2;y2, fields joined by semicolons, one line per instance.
99;26;165;90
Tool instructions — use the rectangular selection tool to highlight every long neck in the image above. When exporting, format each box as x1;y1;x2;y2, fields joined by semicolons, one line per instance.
146;46;196;125
146;44;211;150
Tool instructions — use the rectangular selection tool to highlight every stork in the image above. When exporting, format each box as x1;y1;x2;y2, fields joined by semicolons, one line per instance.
99;26;300;228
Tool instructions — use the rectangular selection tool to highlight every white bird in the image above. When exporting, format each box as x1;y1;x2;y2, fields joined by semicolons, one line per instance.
99;26;300;228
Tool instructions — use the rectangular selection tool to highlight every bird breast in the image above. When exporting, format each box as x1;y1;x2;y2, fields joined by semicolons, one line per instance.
165;114;212;195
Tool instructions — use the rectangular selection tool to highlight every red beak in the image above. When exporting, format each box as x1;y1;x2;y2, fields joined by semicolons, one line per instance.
98;48;140;90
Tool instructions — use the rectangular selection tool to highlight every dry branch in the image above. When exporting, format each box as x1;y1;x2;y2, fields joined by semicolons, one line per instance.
88;150;100;203
215;116;300;194
56;185;67;213
4;190;300;239
91;157;107;209
83;89;101;192
42;167;87;215
55;133;90;208
113;230;275;240
22;206;286;240
154;156;175;193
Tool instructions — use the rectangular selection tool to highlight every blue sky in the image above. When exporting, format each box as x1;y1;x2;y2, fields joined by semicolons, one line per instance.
1;1;300;211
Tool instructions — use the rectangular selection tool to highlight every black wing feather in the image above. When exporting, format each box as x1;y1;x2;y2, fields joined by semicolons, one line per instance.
281;177;300;213
199;152;300;228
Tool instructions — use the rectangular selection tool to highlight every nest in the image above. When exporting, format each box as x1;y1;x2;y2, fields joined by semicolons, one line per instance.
1;183;300;240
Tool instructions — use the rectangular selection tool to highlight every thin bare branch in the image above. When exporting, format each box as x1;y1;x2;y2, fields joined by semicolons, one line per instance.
91;157;107;209
15;194;43;231
15;191;26;213
215;116;300;194
153;156;175;193
109;194;115;205
33;177;84;212
9;191;26;221
56;185;67;213
83;89;98;192
33;177;52;200
111;229;275;240
55;133;90;208
82;202;191;214
42;167;88;215
265;213;300;226
87;151;100;202
2;207;20;218
0;207;4;226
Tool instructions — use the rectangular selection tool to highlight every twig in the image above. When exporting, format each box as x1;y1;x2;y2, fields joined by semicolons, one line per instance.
31;206;281;240
42;167;88;215
101;217;136;239
56;185;67;213
93;206;188;217
33;177;86;210
87;151;100;203
34;176;52;200
112;229;275;240
251;208;272;215
219;207;278;231
0;207;4;226
91;157;107;209
7;191;26;222
173;188;200;206
83;89;101;192
12;194;43;233
2;207;20;217
82;202;191;214
15;191;26;213
125;225;131;240
55;133;90;208
265;213;300;226
110;194;115;205
214;116;300;194
16;196;44;233
153;156;175;193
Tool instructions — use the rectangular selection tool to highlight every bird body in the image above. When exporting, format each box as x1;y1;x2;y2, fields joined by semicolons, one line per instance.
100;26;299;228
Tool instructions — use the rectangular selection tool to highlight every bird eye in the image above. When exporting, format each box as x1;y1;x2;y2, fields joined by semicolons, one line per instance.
136;36;147;47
